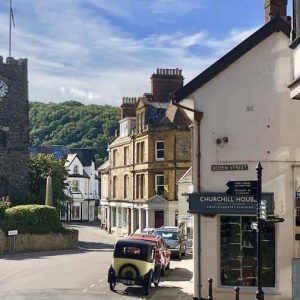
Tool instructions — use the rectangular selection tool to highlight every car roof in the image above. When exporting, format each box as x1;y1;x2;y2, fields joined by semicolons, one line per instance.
155;227;179;232
129;234;160;243
115;239;154;248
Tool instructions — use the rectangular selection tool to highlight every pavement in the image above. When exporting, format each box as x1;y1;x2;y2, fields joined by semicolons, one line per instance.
68;222;195;300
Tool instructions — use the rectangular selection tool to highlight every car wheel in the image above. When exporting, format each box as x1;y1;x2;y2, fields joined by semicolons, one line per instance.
143;272;152;295
154;266;160;287
178;251;182;261
118;263;140;281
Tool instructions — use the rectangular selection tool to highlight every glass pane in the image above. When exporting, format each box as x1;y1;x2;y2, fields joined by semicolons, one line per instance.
156;142;164;150
220;216;275;287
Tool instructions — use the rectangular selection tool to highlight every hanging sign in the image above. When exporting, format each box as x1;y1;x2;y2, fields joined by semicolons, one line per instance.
188;192;274;215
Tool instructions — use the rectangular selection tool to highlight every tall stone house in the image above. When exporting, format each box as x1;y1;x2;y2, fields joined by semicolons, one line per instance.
99;69;191;236
174;1;299;299
0;56;29;200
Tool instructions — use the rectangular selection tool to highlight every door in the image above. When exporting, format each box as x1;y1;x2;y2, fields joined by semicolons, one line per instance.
155;210;164;228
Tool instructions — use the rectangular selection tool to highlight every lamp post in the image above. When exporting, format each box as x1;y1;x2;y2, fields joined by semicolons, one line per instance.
256;163;264;300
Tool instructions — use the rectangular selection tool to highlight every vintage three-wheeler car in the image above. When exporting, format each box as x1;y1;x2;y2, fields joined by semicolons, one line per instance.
107;239;160;295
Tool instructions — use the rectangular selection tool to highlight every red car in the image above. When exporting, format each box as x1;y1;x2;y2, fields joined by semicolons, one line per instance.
129;234;171;276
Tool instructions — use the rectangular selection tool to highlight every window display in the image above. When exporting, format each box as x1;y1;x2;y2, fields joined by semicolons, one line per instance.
220;216;275;287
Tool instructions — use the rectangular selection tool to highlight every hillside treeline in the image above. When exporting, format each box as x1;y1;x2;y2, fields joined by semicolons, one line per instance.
29;101;120;166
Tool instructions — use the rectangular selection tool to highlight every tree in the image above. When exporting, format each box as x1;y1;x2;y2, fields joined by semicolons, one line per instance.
28;154;69;208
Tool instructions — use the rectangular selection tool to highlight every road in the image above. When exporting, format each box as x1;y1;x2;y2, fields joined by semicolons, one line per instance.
0;222;193;300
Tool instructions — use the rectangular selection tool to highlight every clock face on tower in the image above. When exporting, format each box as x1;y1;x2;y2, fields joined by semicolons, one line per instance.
0;80;8;99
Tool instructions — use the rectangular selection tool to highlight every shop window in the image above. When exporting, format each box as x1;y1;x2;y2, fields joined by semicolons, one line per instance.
72;206;80;220
220;216;275;287
155;141;164;161
112;207;116;227
155;174;164;196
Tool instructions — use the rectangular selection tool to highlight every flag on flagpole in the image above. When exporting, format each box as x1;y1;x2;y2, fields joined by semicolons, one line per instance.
10;7;15;28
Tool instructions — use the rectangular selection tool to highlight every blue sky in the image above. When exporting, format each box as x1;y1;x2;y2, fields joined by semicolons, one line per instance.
0;0;292;106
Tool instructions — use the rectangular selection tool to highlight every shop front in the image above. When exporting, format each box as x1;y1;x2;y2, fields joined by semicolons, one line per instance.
188;191;286;299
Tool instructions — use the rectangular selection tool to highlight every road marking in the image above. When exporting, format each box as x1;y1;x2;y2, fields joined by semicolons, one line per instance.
82;289;88;293
90;283;96;288
98;279;103;283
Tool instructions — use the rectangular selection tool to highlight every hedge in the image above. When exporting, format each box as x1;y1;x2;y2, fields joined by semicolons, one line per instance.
4;205;63;234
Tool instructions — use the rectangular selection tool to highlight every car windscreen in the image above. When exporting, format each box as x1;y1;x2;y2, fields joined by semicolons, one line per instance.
155;231;178;240
114;245;149;261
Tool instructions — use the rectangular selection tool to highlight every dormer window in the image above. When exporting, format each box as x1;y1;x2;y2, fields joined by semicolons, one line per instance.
73;165;78;174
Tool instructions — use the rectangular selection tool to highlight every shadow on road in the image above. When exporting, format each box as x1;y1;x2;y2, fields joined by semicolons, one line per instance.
0;248;87;260
78;241;114;251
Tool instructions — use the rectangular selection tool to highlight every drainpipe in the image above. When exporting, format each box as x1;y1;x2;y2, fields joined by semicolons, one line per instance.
172;97;203;300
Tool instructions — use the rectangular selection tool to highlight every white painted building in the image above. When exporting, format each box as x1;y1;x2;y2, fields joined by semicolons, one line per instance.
63;149;99;222
174;9;298;300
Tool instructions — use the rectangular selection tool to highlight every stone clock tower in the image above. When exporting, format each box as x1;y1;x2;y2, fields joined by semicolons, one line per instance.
0;56;29;201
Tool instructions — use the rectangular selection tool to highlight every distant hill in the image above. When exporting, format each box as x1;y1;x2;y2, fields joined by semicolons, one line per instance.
29;101;120;166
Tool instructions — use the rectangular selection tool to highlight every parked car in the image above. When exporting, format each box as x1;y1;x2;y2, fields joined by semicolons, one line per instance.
153;226;187;260
141;227;155;234
129;233;171;276
107;239;160;295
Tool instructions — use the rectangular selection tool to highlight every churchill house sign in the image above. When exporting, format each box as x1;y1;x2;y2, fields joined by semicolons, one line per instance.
188;192;274;215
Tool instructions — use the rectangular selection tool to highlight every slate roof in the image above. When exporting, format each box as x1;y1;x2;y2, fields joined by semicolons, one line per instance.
174;17;291;102
69;148;96;167
30;145;69;159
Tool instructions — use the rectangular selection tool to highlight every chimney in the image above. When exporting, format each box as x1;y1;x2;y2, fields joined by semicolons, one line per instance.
120;97;137;119
264;0;287;23
151;68;184;102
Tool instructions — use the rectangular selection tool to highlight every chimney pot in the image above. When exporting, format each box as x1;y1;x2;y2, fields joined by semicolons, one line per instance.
264;0;287;23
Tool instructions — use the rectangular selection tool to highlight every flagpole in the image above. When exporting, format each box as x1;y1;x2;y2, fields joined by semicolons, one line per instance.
9;0;12;57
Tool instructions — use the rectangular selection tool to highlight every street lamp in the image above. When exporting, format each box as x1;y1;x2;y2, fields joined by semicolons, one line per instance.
256;163;264;300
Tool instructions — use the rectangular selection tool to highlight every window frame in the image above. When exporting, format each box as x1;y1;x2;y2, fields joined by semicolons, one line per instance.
112;149;117;167
124;174;129;199
124;146;129;165
112;176;117;198
155;174;164;196
155;141;165;161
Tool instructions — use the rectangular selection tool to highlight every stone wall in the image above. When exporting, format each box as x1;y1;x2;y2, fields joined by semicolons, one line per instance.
0;56;29;199
0;229;78;254
0;230;7;253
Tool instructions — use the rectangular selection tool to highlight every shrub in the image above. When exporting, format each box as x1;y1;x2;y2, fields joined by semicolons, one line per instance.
4;205;63;234
0;196;11;229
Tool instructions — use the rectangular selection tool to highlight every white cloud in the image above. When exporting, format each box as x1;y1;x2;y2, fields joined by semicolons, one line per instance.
0;1;258;105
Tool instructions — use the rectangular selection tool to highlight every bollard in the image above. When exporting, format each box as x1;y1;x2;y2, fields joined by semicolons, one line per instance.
208;278;213;300
234;286;240;300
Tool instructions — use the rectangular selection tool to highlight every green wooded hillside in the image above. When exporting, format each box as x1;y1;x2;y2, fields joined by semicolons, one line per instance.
29;101;120;165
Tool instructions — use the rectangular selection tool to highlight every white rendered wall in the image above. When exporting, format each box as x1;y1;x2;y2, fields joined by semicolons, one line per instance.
189;32;296;300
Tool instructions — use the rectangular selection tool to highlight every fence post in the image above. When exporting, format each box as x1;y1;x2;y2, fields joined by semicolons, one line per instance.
234;286;240;300
208;278;213;300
